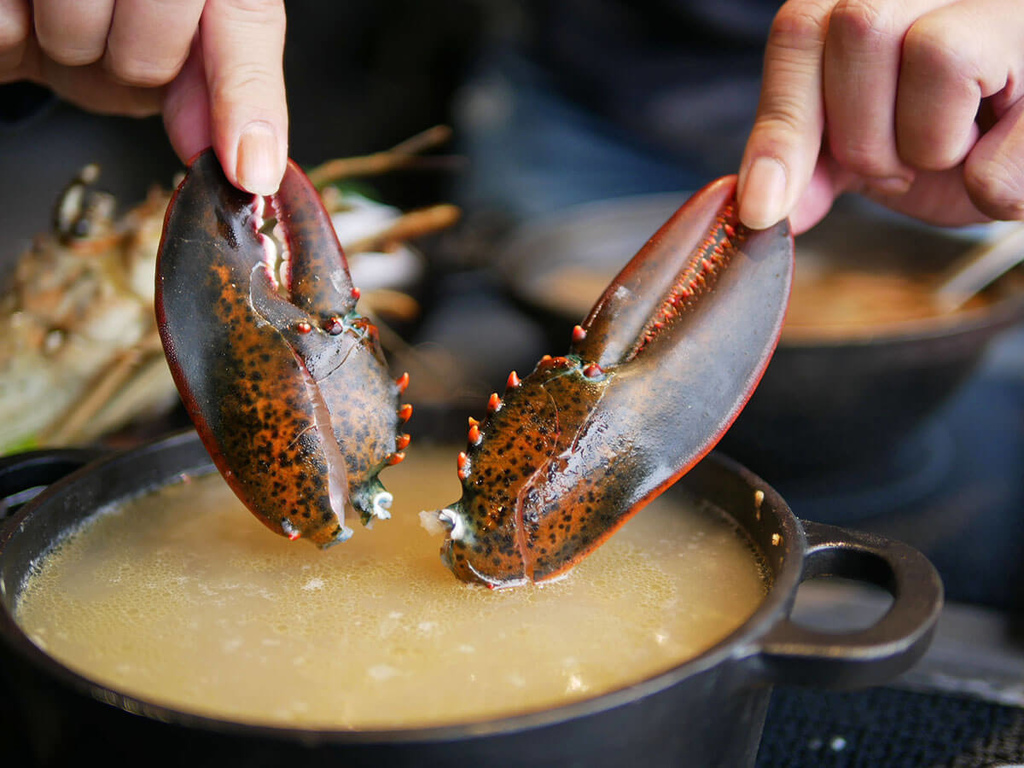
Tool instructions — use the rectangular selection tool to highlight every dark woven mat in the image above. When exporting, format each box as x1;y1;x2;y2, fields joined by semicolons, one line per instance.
4;678;1023;766
757;687;1024;768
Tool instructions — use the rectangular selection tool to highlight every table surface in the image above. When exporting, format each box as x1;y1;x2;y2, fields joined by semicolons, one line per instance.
753;585;1024;767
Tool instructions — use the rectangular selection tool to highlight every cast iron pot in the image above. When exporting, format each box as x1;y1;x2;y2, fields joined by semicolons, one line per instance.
0;430;942;768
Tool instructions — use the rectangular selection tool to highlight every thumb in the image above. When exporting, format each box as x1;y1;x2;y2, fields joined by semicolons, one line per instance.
200;0;288;195
738;1;831;230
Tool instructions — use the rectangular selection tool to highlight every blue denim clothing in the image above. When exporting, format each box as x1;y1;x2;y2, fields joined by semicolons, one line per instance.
452;48;705;219
452;0;781;219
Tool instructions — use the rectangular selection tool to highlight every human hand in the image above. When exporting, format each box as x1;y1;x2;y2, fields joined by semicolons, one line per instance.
737;0;1024;234
0;0;288;195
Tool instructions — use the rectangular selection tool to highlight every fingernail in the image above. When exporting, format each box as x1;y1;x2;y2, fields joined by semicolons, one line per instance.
740;157;788;230
867;175;913;197
236;122;282;195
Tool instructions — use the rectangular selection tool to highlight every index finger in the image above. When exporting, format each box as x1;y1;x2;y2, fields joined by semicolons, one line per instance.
201;0;288;195
738;0;832;229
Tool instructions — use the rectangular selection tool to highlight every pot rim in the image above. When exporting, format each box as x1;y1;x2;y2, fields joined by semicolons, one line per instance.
0;429;805;744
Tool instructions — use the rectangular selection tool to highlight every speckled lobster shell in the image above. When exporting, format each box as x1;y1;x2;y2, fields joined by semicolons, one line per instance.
156;150;410;547
438;176;794;586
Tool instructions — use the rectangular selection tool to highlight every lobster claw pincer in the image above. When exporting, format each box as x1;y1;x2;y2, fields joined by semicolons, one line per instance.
156;150;410;548
437;176;793;587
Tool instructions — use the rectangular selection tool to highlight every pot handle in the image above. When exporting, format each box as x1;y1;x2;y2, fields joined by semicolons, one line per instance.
752;520;944;689
0;448;108;520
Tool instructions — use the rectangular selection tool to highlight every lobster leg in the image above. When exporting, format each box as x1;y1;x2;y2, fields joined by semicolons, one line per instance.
156;150;410;548
437;176;793;586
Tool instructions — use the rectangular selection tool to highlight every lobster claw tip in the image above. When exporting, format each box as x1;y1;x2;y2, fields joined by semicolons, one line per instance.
316;524;355;549
439;175;794;586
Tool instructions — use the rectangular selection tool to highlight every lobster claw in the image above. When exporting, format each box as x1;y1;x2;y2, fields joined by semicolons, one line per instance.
156;150;410;548
437;176;793;587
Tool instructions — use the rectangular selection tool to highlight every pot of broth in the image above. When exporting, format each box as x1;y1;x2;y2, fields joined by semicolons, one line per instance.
496;194;1024;480
0;430;941;768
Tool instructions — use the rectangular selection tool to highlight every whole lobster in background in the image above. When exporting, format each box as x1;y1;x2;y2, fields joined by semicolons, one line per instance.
0;130;457;455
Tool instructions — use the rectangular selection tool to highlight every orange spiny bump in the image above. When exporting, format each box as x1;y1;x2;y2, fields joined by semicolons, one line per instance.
351;286;361;300
487;392;502;413
387;451;406;465
395;371;410;394
457;451;470;480
398;403;413;422
583;363;603;379
296;321;312;334
396;433;411;450
572;325;587;343
468;422;482;445
506;370;521;389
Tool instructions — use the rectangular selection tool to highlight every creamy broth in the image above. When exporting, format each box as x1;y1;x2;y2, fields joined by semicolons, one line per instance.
15;447;767;730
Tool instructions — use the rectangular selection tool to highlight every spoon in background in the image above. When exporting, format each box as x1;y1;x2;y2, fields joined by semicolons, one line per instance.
933;221;1024;313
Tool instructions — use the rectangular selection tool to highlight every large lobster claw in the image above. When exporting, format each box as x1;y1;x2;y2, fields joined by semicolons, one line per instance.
437;176;793;587
156;150;409;548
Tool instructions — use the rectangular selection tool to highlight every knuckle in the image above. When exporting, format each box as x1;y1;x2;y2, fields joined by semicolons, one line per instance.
769;0;832;53
757;99;811;137
107;53;183;88
49;49;102;67
831;141;897;178
37;39;104;67
829;0;895;50
210;62;279;100
897;122;968;172
902;15;969;79
33;16;103;66
898;141;948;172
965;158;1024;219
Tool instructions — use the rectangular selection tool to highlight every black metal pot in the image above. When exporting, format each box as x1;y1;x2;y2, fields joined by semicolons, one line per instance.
0;431;942;768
